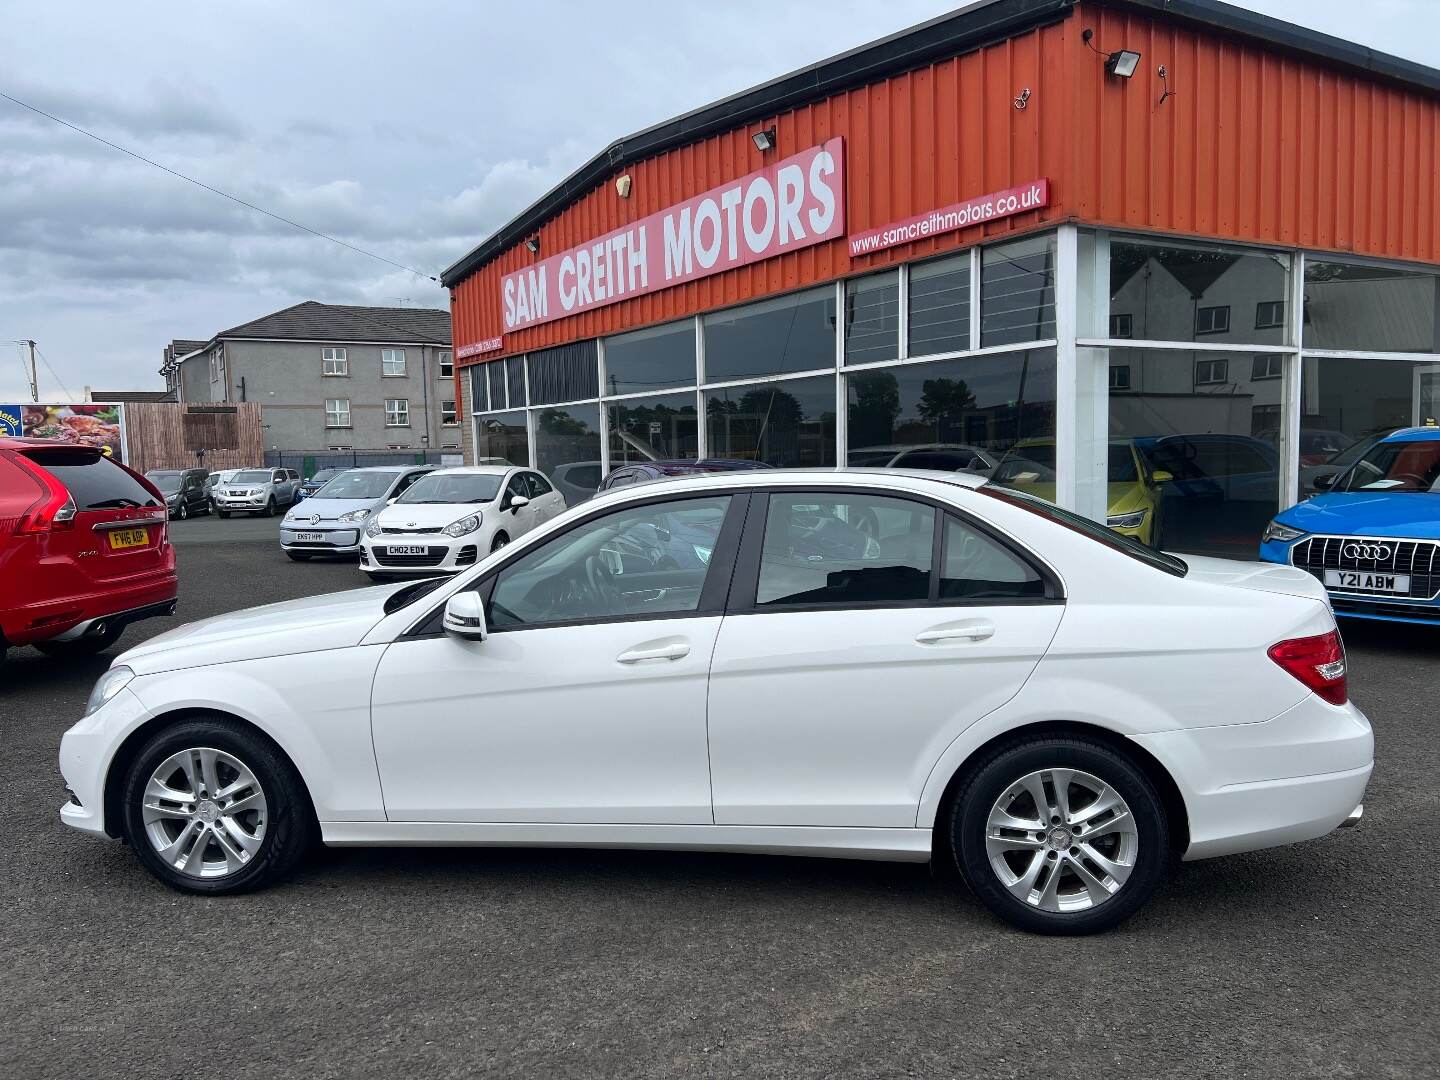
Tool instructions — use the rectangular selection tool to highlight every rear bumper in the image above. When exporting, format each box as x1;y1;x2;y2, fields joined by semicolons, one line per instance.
1132;693;1374;861
3;573;178;647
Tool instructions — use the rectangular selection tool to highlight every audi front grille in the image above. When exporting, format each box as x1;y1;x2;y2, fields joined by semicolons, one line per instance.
1290;535;1440;601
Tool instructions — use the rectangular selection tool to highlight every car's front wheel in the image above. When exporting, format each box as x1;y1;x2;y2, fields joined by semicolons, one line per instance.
491;532;509;553
120;717;315;895
950;736;1168;935
176;501;189;520
264;497;277;517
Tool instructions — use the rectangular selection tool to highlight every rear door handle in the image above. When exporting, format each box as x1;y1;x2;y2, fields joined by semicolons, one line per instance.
916;623;995;645
617;642;691;664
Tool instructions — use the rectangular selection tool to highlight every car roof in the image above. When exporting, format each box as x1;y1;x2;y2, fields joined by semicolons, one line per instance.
341;465;436;474
1380;426;1440;443
423;465;514;476
592;467;988;504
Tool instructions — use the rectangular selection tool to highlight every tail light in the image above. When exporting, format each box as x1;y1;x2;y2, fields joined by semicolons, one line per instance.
1268;630;1347;705
11;455;77;534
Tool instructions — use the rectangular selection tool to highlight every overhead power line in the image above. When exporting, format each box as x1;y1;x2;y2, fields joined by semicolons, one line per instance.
0;88;440;283
34;345;74;401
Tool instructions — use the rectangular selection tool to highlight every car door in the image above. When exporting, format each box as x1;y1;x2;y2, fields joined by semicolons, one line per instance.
524;471;565;520
499;471;540;537
706;487;1065;828
368;491;746;822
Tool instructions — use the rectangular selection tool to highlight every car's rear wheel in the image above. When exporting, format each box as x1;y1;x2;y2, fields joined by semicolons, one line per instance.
120;717;314;895
950;736;1168;935
35;623;124;658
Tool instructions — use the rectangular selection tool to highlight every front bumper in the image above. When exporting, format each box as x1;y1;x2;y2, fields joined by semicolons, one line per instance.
1132;692;1374;861
216;494;271;511
359;534;480;574
280;526;361;554
1260;537;1440;625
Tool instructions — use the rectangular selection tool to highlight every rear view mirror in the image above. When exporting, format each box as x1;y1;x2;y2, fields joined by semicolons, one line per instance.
1151;470;1174;484
443;592;488;640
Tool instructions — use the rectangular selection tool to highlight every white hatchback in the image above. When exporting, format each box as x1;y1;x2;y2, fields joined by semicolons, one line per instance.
359;466;566;577
60;469;1372;933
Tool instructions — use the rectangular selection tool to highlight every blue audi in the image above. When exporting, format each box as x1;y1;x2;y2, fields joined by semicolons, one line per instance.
1260;427;1440;625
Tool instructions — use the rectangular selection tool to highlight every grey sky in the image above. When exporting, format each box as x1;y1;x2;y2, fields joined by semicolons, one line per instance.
1;0;1437;401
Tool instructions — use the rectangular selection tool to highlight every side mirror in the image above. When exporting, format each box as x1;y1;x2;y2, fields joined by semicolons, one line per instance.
443;591;488;640
508;495;530;512
1151;469;1174;484
1313;473;1335;491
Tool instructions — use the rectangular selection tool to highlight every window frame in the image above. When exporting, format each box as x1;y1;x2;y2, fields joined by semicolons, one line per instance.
1194;305;1231;335
1194;357;1230;386
381;348;407;377
322;346;349;376
725;485;1063;615
384;398;410;427
1250;354;1283;380
441;399;458;425
1254;300;1285;330
437;351;453;379
1108;313;1134;339
324;397;352;428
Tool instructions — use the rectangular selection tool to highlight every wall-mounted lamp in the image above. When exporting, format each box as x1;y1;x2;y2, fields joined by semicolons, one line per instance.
525;236;540;254
752;126;777;152
1106;49;1142;78
615;174;632;198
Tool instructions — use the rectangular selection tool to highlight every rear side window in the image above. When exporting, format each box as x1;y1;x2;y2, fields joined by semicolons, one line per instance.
26;452;161;510
941;515;1047;599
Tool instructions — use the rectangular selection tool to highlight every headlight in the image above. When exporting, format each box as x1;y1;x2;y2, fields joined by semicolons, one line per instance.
443;514;481;538
365;516;384;537
166;494;179;504
1263;520;1306;543
85;666;134;717
1107;510;1148;529
338;508;370;524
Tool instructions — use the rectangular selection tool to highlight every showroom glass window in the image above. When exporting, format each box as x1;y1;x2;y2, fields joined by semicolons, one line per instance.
608;392;698;465
703;288;836;382
528;342;598;405
980;235;1056;347
604;321;696;394
1303;261;1439;352
1295;355;1440;495
1108;236;1291;345
846;349;1057;471
843;271;898;365
909;251;972;357
705;376;836;468
1107;348;1279;558
534;404;602;499
475;411;529;466
469;366;489;413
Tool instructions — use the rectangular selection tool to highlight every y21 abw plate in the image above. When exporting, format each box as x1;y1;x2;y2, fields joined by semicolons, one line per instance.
1325;570;1409;593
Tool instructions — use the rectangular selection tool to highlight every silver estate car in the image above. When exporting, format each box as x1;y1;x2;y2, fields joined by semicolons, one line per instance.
279;465;434;560
213;469;299;517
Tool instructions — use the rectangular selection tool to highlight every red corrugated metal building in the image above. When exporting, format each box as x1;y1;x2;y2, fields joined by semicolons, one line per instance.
443;0;1440;558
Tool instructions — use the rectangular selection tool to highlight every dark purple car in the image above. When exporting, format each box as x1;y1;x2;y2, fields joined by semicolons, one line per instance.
598;459;773;492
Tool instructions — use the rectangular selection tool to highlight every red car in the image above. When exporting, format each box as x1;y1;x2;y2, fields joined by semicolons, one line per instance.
0;438;177;664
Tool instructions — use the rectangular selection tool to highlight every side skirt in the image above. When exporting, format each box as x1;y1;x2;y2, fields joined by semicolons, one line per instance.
320;821;932;863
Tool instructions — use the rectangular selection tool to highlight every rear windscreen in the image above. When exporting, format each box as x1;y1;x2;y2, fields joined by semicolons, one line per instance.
28;452;161;510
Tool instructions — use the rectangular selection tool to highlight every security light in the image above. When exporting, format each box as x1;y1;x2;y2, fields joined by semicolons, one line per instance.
752;127;777;152
615;174;632;198
525;237;540;254
1106;50;1141;78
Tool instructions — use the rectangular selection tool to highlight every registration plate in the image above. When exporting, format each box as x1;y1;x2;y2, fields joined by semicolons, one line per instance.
107;527;149;550
1325;570;1410;593
294;532;324;542
386;545;428;556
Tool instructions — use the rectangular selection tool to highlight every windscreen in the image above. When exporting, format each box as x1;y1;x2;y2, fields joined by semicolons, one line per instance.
1336;439;1440;492
396;473;503;504
311;471;395;500
30;451;161;510
145;470;184;492
232;470;271;483
1108;443;1139;483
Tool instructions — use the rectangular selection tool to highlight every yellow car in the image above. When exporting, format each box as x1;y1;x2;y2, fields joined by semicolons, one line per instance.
990;439;1169;546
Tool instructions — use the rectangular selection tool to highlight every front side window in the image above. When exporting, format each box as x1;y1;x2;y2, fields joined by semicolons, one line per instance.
325;398;351;427
525;472;554;497
382;348;407;376
323;347;348;376
756;492;934;607
385;398;410;426
489;496;732;628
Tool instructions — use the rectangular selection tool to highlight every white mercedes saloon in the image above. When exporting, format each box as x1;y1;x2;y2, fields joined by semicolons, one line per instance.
59;469;1372;934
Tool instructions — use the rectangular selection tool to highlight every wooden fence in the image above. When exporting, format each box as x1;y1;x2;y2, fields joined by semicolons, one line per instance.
121;402;265;473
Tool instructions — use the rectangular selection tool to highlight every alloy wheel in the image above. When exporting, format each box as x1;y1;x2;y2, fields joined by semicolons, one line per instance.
140;747;268;879
984;767;1138;913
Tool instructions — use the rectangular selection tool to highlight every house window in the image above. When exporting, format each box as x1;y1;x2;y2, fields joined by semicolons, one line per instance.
438;351;453;378
1255;301;1285;329
1195;305;1231;335
1109;364;1132;390
441;400;458;425
325;398;351;427
1251;354;1283;380
322;347;348;376
385;398;410;426
1194;358;1229;385
1109;313;1134;339
382;348;407;376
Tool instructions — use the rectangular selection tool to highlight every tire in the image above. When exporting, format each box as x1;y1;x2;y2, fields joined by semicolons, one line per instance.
177;501;189;521
120;716;315;895
285;551;312;562
35;624;124;658
264;497;277;518
949;736;1168;935
218;510;230;519
491;532;510;553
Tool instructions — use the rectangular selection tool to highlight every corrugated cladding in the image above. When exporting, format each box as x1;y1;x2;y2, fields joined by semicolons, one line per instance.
451;0;1440;365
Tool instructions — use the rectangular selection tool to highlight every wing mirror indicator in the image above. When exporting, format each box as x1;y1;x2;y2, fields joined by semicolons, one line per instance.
443;592;488;641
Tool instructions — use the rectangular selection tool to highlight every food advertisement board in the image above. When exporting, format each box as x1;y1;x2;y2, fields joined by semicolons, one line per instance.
0;403;127;461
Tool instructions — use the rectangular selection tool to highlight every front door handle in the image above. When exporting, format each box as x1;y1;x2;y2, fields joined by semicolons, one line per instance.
617;641;690;664
916;623;995;645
